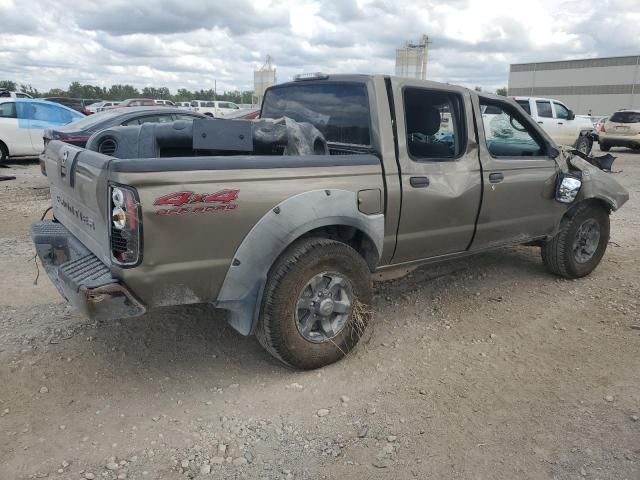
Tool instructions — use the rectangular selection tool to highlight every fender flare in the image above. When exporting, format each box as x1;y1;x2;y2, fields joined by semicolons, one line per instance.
215;189;384;335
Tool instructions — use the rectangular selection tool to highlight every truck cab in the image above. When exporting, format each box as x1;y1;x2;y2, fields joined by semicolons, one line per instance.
512;96;595;153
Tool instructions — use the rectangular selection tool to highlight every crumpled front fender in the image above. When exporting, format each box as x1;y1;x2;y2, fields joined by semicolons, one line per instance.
555;146;629;211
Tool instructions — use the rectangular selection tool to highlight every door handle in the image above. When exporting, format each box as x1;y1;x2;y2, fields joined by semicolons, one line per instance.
537;121;544;124
557;122;564;125
489;173;504;183
409;176;429;188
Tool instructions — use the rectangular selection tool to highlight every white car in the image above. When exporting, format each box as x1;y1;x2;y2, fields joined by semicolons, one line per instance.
0;89;33;99
513;97;596;154
154;99;176;106
0;98;83;163
190;100;241;117
87;101;120;113
175;101;191;109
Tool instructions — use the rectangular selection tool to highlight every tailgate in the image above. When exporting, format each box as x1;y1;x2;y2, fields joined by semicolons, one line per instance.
41;140;113;265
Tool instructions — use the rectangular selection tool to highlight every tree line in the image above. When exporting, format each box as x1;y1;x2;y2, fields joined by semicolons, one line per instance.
0;80;254;103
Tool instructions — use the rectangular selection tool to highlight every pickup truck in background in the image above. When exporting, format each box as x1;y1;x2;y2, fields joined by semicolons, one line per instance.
511;96;596;154
32;74;628;369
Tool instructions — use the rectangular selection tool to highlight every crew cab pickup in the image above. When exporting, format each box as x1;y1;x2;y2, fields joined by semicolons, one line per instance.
511;96;596;154
32;74;628;369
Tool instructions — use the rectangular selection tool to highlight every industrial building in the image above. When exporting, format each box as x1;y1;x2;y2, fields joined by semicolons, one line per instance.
508;55;640;116
395;35;431;80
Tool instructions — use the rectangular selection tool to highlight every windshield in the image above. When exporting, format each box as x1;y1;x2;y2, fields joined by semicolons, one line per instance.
261;82;371;146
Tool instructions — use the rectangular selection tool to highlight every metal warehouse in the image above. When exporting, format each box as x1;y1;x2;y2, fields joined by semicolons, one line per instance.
508;55;640;116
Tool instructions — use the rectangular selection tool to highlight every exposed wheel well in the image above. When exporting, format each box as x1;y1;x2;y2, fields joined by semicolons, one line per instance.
0;139;9;157
299;225;380;272
565;198;611;220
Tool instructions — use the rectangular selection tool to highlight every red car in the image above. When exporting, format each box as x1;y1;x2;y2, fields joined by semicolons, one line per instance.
225;107;260;120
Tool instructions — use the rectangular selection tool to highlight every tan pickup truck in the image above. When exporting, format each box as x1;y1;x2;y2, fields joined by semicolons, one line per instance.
32;74;629;369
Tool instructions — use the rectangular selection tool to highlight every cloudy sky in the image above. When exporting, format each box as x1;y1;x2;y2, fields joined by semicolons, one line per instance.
1;0;639;94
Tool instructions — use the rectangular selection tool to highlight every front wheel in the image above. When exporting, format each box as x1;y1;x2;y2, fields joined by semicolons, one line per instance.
575;135;592;155
256;237;372;369
541;203;610;278
0;142;8;164
599;142;611;152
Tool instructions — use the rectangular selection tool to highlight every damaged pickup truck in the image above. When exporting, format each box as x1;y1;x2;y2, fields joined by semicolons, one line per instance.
32;74;629;369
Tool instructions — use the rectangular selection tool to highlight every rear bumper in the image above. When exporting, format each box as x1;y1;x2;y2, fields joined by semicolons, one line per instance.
600;135;640;148
31;221;146;321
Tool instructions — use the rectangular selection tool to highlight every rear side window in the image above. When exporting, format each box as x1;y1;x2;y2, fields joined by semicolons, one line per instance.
262;82;371;146
610;111;640;123
403;88;465;160
0;102;16;118
515;100;531;114
536;100;553;118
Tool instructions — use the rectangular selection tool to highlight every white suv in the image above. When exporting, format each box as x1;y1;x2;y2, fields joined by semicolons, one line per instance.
0;90;33;99
512;97;596;154
190;100;241;117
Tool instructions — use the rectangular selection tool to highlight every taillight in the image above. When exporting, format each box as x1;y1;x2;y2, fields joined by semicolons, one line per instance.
109;184;142;266
59;135;90;144
601;124;606;133
39;158;47;176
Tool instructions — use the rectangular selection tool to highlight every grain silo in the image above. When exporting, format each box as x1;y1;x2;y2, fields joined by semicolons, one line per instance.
395;35;431;80
254;55;276;106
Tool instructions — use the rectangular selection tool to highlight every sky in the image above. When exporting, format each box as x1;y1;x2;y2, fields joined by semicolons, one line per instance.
1;0;639;94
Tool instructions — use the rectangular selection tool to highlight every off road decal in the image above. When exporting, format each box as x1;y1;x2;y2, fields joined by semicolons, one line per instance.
154;189;239;215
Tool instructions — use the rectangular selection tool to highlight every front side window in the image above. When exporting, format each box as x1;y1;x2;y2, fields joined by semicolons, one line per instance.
536;100;553;118
403;88;465;160
0;102;16;118
480;100;545;158
554;102;570;119
262;82;371;146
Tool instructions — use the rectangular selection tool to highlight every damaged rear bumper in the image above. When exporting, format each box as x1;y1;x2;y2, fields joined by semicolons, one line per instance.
31;221;146;321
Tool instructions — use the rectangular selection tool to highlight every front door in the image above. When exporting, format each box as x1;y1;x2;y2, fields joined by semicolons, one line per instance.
471;95;565;248
390;79;482;264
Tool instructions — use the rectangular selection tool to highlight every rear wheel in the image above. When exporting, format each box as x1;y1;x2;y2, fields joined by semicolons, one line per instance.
599;142;611;152
256;237;372;369
575;135;592;155
541;203;610;278
0;142;8;165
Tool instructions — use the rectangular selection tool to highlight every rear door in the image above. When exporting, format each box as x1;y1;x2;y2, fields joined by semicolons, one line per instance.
471;95;565;248
389;79;482;263
0;101;33;156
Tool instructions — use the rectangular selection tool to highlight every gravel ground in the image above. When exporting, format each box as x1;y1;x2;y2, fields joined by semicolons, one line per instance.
0;146;638;480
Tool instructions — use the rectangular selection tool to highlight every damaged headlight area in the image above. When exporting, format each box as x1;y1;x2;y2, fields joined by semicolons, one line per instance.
556;175;582;203
109;184;142;266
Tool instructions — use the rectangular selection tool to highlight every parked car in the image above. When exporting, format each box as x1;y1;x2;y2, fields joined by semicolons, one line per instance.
598;110;640;151
0;98;83;163
43;107;206;150
512;97;596;154
154;100;176;106
0;89;33;98
175;101;191;109
43;97;97;115
116;98;157;108
190;100;241;117
225;107;260;119
33;74;628;369
87;101;120;113
595;116;608;142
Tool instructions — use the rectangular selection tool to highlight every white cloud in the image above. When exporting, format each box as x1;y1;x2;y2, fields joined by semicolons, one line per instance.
0;0;638;94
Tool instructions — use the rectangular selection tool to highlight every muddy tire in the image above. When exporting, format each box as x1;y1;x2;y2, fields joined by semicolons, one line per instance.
541;202;610;279
0;141;8;164
256;237;372;369
575;135;592;155
599;142;611;152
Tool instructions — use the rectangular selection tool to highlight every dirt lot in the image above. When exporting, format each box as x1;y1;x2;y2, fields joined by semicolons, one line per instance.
1;147;638;480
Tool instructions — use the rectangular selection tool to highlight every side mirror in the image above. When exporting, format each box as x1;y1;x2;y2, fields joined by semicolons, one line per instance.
567;110;575;120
